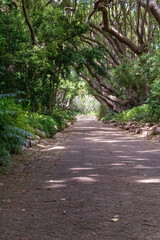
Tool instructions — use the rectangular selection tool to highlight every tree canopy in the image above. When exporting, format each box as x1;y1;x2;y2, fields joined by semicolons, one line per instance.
1;0;160;113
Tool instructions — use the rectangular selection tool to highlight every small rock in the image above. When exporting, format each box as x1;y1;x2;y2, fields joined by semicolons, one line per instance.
145;123;152;127
155;127;160;135
141;130;154;137
36;129;46;138
23;140;31;148
35;135;41;140
135;128;141;134
30;140;38;146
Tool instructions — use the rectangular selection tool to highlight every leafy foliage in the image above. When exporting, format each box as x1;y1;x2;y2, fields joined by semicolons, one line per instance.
0;98;76;172
98;105;116;121
114;105;150;122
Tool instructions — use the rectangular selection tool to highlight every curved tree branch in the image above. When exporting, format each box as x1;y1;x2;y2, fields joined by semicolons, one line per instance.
96;3;146;55
148;0;160;25
65;0;77;12
21;0;36;46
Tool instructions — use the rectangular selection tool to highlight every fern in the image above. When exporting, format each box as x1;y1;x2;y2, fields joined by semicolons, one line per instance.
0;91;22;99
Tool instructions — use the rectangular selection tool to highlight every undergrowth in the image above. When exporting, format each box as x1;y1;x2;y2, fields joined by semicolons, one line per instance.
0;98;76;173
115;104;151;122
99;104;157;123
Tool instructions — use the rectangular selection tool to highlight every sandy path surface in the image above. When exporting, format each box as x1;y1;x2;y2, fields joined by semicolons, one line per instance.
1;117;160;240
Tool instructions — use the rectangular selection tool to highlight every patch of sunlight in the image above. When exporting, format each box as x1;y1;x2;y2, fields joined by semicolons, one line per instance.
118;156;148;161
37;144;47;148
134;158;149;161
136;178;160;183
85;138;121;143
69;167;94;171
44;184;67;189
134;165;155;169
111;163;126;166
137;150;159;153
74;127;96;129
46;179;66;183
47;146;65;151
118;155;132;158
72;176;97;183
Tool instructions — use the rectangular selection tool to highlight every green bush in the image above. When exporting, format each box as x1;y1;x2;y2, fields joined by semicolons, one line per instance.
98;104;116;121
0;145;11;172
0;98;76;172
52;108;76;129
36;115;58;137
115;104;150;122
0;98;32;171
148;78;160;121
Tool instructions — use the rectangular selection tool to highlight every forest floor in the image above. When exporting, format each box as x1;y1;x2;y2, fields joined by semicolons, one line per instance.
1;117;160;240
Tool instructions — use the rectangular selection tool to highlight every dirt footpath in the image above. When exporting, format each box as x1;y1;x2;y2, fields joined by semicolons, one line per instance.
1;117;160;240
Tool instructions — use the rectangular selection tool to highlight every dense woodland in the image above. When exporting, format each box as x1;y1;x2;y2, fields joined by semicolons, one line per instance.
1;0;160;170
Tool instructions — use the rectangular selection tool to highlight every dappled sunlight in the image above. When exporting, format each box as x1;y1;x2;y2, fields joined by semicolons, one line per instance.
43;174;99;189
41;145;66;152
111;163;128;166
73;127;98;130
69;167;94;171
134;164;157;169
83;136;142;145
44;184;67;189
131;158;149;161
46;179;67;183
136;150;160;153
72;176;98;183
40;120;160;191
84;138;122;143
118;155;142;159
47;146;66;151
135;178;160;183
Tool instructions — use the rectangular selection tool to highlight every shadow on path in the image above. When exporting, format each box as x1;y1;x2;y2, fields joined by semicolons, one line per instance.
1;118;160;240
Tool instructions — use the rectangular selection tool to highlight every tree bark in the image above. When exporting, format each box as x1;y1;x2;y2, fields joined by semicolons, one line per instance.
148;0;160;25
96;4;146;55
21;0;36;46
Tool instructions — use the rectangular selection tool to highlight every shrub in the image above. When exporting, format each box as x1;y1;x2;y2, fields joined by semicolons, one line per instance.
37;115;58;137
0;97;76;172
98;104;116;121
115;104;150;122
148;78;160;121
